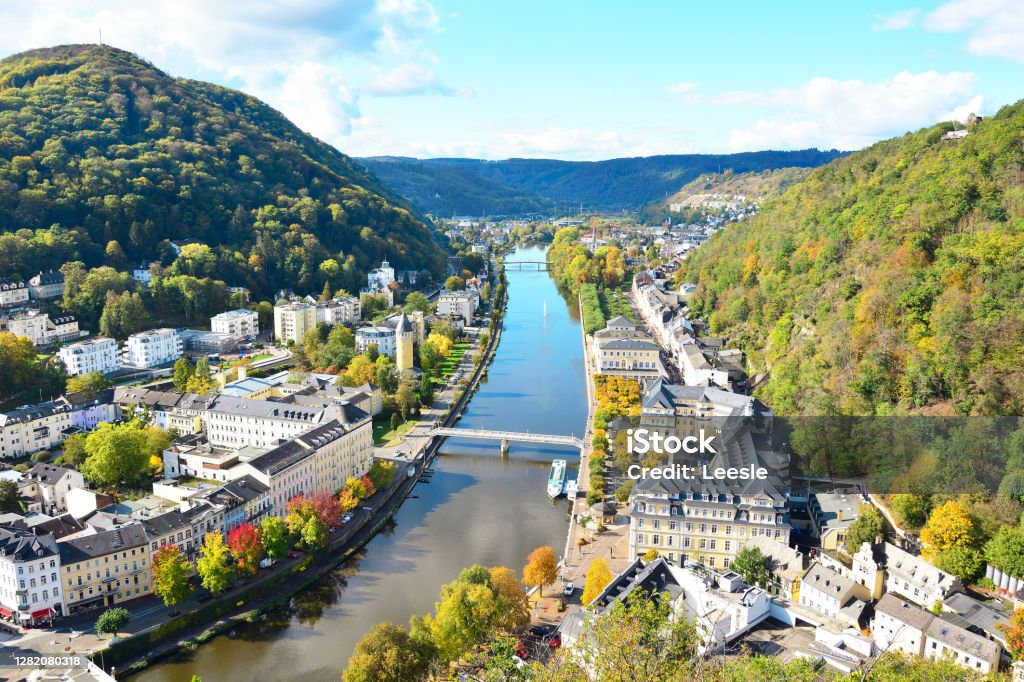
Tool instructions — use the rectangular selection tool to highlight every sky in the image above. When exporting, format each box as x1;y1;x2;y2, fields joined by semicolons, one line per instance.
1;0;1022;160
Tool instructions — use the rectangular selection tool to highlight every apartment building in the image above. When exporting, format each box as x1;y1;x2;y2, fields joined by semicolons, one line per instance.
57;524;151;614
273;302;317;345
57;337;120;376
18;464;85;515
0;278;29;308
317;297;360;326
180;329;237;354
354;326;396;358
799;562;870;625
436;291;477;325
640;379;770;438
0;526;64;625
0;401;73;459
210;309;259;340
852;541;963;607
0;310;83;347
205;395;342;449
122;328;182;368
27;271;65;300
114;387;212;434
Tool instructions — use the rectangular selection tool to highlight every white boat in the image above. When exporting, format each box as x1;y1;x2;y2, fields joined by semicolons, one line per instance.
547;459;568;497
565;479;578;500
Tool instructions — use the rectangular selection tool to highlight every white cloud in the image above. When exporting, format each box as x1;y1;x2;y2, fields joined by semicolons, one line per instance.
926;0;1024;62
366;62;453;96
0;0;446;146
665;82;698;95
682;71;979;151
872;9;920;31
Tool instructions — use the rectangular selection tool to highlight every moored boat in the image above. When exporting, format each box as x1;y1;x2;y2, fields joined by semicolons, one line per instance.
547;459;567;497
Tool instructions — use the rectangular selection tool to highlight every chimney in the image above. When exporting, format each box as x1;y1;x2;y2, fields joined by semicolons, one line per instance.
237;365;247;380
837;509;843;522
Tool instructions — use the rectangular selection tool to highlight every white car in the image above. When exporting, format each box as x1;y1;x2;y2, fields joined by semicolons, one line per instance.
563;581;574;597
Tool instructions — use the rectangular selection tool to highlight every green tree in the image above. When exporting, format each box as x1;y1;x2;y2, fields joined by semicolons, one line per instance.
172;358;194;392
375;356;399;394
844;504;885;553
890;493;931;529
0;480;24;514
260;516;290;560
342;622;435;682
731;547;770;588
81;421;150;489
152;546;194;613
256;301;274;332
196;531;234;594
320;280;332;302
95;607;130;637
61;433;88;468
403;291;432;314
444;275;465;291
933;546;985;583
985;527;1024;578
65;371;112;396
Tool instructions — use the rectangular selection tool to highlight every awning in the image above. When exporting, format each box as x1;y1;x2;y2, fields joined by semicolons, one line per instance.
30;608;52;619
0;608;11;618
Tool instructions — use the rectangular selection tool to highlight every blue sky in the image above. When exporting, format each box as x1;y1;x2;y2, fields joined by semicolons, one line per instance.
1;0;1022;159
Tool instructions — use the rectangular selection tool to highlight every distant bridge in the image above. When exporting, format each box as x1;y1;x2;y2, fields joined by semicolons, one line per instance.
431;427;583;453
503;260;549;270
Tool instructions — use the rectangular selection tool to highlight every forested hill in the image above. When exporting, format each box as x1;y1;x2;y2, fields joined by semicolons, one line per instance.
359;150;845;215
0;44;444;296
681;106;1024;417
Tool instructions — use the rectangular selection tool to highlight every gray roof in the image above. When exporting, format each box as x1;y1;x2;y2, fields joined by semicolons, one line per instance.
194;476;269;507
802;563;859;601
875;592;935;632
641;378;760;413
31;271;64;285
23;463;77;486
0;525;59;560
208;395;327;422
606;315;636;329
599;338;661;351
927;616;999;660
58;523;148;563
246;419;363;475
591;557;683;613
944;591;1011;642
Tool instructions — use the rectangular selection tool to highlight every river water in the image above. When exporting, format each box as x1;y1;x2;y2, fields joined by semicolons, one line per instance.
137;244;588;681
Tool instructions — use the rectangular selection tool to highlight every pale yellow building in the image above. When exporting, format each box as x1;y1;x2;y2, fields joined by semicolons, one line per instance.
394;313;415;372
274;302;317;345
58;524;151;614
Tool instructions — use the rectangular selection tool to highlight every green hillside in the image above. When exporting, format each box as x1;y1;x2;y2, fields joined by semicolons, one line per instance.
0;44;444;297
682;107;1024;416
360;150;845;215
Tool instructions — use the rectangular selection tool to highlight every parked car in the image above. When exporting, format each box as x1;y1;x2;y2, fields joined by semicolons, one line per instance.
563;581;574;597
528;624;554;637
548;633;562;648
342;514;353;524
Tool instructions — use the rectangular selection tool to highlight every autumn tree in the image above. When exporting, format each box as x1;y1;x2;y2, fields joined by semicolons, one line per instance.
345;355;377;386
152;546;193;613
489;566;530;630
196;531;234;594
998;608;1024;661
445;275;465;291
343;622;435;682
582;558;613;606
920;500;979;560
66;371;112;396
286;494;329;550
227;522;265;576
523;545;558;597
260;516;290;560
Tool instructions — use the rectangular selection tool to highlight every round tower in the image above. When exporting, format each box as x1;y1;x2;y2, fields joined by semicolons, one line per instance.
395;312;415;372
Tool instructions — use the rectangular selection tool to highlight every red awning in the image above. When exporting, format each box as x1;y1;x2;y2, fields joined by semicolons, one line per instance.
0;608;11;617
30;608;51;619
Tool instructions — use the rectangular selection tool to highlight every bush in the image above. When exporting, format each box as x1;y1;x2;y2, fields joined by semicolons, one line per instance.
615;480;635;502
586;490;602;505
30;451;49;463
96;607;131;635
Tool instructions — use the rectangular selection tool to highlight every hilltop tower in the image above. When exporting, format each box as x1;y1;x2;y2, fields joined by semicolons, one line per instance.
395;312;415;372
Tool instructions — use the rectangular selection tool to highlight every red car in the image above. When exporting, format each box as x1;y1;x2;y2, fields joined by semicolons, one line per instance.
548;633;562;649
516;643;530;660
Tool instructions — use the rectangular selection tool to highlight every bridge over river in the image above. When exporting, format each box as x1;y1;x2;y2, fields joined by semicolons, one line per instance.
430;427;583;454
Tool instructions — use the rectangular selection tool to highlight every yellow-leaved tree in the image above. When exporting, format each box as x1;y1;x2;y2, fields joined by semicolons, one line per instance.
919;500;978;560
582;558;613;606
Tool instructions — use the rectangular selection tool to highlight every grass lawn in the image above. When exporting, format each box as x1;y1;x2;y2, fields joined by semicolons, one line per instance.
373;418;416;444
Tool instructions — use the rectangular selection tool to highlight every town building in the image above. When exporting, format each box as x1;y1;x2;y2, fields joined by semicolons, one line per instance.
57;337;120;376
640;379;771;438
139;504;219;562
740;536;804;600
0;401;73;459
0;526;64;625
592;316;662;378
57;523;151;614
809;492;864;553
355;326;396;357
0;310;83;347
0;278;29;308
273;302;317;345
122;328;183;368
59;389;119;432
210;309;259;340
18;464;85;515
360;258;396;306
317;297;360;326
851;541;963;608
114;387;212;434
799;562;870;626
189;476;272;533
204;395;343;449
872;593;1000;674
180;329;238;355
436;291;477;325
27;271;65;300
132;262;156;284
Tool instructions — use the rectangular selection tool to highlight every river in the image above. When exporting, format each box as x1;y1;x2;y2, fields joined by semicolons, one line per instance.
137;244;588;681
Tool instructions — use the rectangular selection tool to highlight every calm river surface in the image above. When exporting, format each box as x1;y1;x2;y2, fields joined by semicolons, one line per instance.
137;244;588;681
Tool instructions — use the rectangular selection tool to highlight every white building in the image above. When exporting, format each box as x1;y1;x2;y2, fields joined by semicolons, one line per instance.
0;401;73;459
0;310;83;347
317;297;360;326
851;541;963;608
17;464;85;515
367;259;395;290
0;278;29;308
592;316;662;378
872;593;1000;674
799;563;870;626
354;326;396;357
0;526;64;625
436;291;477;325
211;309;259;340
204;395;343;449
57;337;120;376
122;328;183;368
132;262;156;284
274;302;317;345
27;271;65;300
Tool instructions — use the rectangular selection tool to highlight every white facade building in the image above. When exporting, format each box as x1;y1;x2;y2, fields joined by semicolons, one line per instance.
18;464;85;514
0;279;29;308
204;395;343;449
0;527;64;625
27;271;65;300
211;309;259;340
122;328;183;368
317;297;360;326
0;310;82;347
436;291;477;325
273;303;317;345
0;402;73;459
354;326;396;357
57;337;120;376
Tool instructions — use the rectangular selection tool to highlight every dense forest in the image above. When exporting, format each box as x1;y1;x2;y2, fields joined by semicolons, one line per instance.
0;44;444;298
681;105;1024;416
360;150;845;215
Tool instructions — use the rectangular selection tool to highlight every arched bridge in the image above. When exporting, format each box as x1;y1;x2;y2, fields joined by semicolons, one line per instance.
431;427;583;453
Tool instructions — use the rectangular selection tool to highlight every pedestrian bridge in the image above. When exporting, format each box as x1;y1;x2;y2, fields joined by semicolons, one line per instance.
503;260;549;270
430;427;583;453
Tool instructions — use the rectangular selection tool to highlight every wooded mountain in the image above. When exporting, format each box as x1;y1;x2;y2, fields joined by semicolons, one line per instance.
0;44;444;297
682;107;1024;416
360;150;845;215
